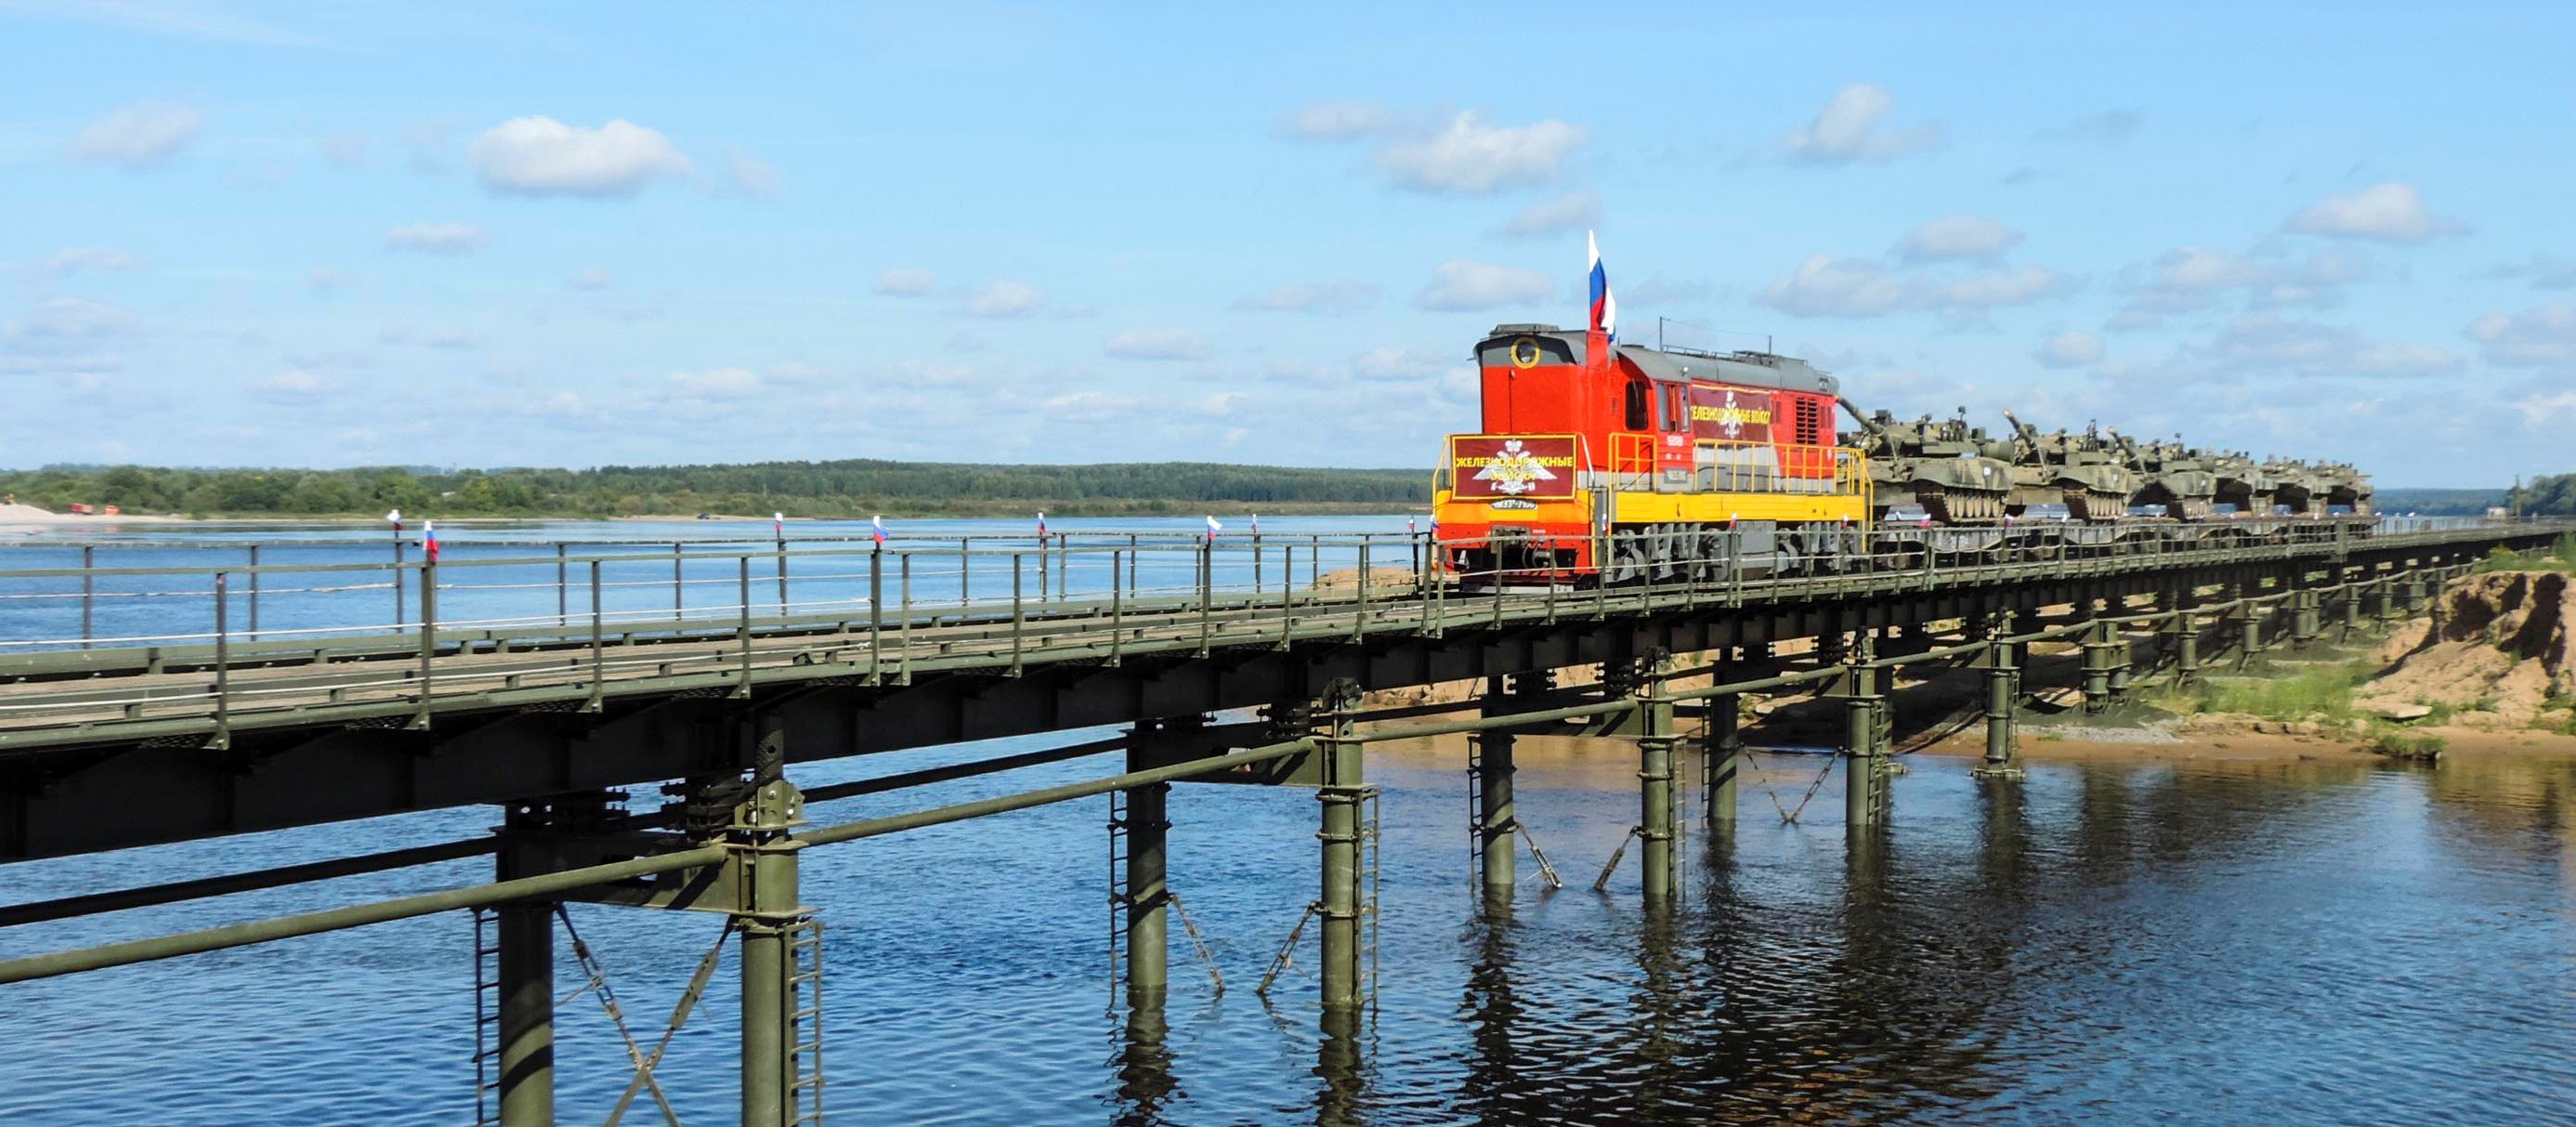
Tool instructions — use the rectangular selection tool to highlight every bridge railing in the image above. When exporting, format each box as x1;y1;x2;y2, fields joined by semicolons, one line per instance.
0;516;2561;741
0;517;2546;658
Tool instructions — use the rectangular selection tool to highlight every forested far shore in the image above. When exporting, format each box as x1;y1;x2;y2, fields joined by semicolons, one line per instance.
0;460;1431;519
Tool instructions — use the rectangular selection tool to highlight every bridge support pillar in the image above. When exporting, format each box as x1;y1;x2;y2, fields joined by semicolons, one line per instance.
1314;681;1366;1010
493;803;559;1127
1704;690;1741;828
2080;618;2119;713
2341;579;2362;640
731;718;810;1127
1472;677;1517;908
1841;638;1885;831
1635;654;1679;906
1120;769;1171;1007
1974;613;2021;780
2292;582;2321;650
2402;575;2428;615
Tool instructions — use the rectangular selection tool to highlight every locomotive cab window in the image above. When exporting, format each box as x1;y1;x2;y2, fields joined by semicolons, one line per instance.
1625;380;1650;431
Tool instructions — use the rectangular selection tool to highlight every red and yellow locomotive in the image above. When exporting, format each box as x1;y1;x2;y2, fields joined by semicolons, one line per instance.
1432;321;1872;584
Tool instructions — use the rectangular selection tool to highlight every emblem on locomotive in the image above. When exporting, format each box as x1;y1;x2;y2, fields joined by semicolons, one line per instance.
1451;435;1578;499
1471;439;1559;495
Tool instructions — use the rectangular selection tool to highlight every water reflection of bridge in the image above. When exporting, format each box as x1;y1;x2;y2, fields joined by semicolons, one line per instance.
0;518;2562;1125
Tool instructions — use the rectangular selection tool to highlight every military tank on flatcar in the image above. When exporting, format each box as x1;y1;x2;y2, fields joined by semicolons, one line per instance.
2000;412;2139;522
2125;437;2222;520
1841;409;2014;523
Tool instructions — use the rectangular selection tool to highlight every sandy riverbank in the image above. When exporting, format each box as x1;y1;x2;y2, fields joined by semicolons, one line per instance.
0;503;185;529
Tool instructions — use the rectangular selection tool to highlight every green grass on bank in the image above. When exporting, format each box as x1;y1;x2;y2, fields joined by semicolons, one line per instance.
2472;533;2576;575
2159;662;2373;725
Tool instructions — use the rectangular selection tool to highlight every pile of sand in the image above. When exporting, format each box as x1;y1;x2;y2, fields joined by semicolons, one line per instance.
0;503;178;527
2360;570;2571;728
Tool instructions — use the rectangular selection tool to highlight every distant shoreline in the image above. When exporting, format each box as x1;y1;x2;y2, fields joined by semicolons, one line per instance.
0;501;1419;529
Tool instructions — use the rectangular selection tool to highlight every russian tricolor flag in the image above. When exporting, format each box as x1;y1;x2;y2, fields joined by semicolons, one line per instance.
423;519;439;563
1588;229;1616;343
871;515;887;546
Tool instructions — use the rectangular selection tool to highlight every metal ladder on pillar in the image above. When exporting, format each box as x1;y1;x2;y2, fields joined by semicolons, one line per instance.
787;919;827;1126
1464;734;1486;883
1359;786;1381;1012
1105;789;1131;1005
469;907;503;1127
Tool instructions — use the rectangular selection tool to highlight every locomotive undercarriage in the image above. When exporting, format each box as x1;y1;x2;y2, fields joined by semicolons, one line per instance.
1457;516;2343;589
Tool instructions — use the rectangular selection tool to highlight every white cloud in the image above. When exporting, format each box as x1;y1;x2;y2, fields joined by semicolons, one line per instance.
1943;265;2073;308
2283;182;2465;243
1280;101;1390;140
874;269;935;296
2465;303;2576;367
2033;331;2105;369
669;367;764;399
1373;111;1586;194
2036;109;2143;145
33;246;141;276
567;268;614;291
306;267;363;291
964;281;1044;318
7;297;140;338
2206;316;2461;377
1894;216;2022;263
467;117;694;198
320;130;369;166
2481;255;2576;291
1785;85;1942;164
727;147;779;198
1353;347;1452;381
1754;256;1925;318
2112;245;2373;328
0;353;121;375
1416;260;1553;311
1189;392;1238;417
246;370;327;402
2516;390;2576;426
1497;190;1601;238
1043;391;1140;422
1104;330;1210;361
401;119;455;175
384;222;489;254
1232;280;1378;315
1757;256;2073;319
66;101;202;167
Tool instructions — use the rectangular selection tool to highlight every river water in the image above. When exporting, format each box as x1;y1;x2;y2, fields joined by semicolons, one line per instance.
2;519;2572;1124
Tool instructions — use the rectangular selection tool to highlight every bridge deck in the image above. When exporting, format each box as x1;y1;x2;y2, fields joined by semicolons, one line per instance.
0;520;2534;754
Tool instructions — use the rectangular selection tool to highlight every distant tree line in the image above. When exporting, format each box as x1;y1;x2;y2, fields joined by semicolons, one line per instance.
0;460;1432;518
2511;472;2576;517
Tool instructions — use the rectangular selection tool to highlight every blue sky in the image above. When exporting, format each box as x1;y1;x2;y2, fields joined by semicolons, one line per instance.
2;1;2570;486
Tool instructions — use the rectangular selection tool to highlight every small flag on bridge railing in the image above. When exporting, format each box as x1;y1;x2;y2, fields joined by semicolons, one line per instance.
1250;513;1260;536
386;507;402;533
871;515;887;546
774;512;784;538
1205;515;1223;542
1037;511;1048;539
423;519;439;563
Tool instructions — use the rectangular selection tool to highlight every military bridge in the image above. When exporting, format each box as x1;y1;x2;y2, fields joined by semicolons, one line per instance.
0;516;2559;1126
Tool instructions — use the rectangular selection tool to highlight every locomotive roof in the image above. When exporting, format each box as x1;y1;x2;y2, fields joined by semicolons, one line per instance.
1478;323;1839;396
